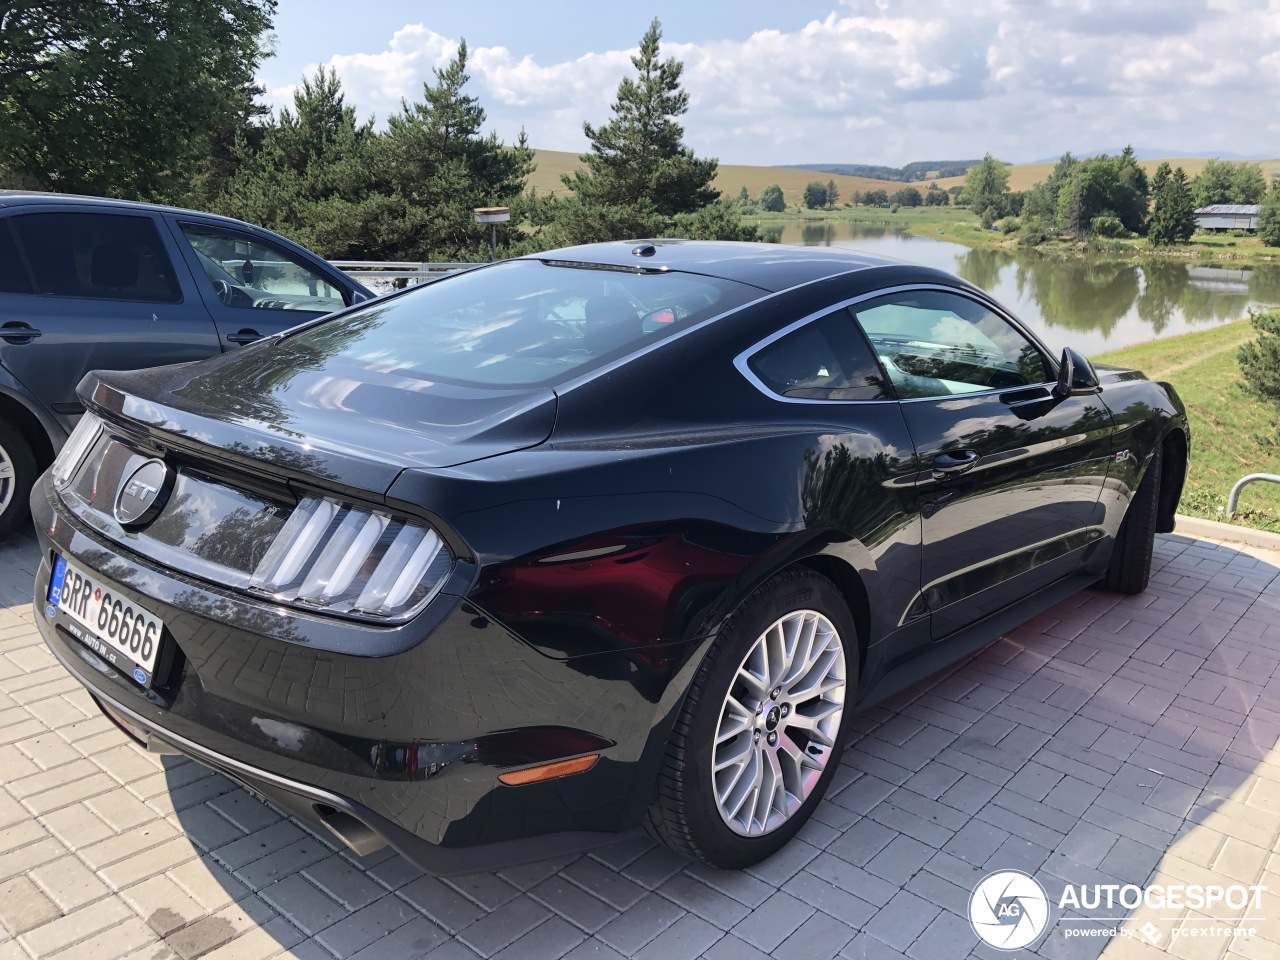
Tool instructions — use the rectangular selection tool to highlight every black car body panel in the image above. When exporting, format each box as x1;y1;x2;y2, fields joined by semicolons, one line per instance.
32;241;1189;873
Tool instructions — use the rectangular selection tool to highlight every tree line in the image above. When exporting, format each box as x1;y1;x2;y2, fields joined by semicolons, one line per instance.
0;6;754;261
958;150;1279;248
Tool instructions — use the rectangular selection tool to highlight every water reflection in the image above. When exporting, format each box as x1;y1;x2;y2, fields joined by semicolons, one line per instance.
775;220;1280;353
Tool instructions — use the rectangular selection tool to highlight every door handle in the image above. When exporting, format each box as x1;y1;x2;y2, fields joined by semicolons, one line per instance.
0;321;42;343
226;329;261;345
932;449;980;477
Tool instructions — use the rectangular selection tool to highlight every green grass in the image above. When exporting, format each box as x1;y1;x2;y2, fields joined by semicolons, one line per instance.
1092;321;1280;533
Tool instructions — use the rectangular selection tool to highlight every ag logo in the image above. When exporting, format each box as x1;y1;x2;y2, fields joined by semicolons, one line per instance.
969;870;1050;951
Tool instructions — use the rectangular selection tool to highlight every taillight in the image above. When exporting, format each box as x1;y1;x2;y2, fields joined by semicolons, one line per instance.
248;496;453;622
51;414;103;489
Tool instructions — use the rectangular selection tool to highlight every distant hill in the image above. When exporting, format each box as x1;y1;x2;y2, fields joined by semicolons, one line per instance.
779;160;984;182
524;149;1280;203
524;149;917;202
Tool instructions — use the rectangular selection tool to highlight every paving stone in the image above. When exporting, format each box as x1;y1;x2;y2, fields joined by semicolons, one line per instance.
866;835;934;885
28;854;111;912
861;889;940;952
596;891;685;955
0;875;60;936
730;890;816;954
455;895;550;958
315;893;418;958
531;875;622;933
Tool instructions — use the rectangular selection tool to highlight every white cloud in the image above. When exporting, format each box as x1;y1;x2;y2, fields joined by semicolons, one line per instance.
263;3;1280;164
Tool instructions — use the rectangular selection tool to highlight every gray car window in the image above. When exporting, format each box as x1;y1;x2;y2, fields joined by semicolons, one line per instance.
0;222;33;294
180;223;347;314
10;212;182;303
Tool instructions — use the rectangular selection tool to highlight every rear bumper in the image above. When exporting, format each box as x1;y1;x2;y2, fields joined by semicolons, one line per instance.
63;662;638;875
31;477;677;872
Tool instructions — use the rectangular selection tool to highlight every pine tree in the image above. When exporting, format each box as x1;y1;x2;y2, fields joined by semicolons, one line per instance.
562;18;719;224
213;67;385;258
1148;164;1196;246
826;179;840;208
381;41;535;260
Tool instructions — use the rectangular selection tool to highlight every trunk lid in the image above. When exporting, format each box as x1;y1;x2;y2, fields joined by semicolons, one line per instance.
79;343;557;496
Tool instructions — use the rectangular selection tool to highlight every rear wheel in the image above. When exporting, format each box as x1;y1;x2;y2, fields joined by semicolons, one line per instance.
646;568;857;868
1104;446;1162;594
0;420;36;540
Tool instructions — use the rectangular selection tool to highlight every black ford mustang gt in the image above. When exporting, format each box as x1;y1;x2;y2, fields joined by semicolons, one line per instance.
32;240;1188;872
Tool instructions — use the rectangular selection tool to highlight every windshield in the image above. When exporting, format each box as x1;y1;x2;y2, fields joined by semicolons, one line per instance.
279;259;761;387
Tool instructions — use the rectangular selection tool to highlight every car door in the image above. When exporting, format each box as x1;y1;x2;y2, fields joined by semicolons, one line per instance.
850;286;1114;640
0;208;222;422
165;218;353;349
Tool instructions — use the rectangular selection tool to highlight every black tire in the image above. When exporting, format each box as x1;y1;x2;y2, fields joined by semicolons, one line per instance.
0;420;37;540
1104;445;1162;594
646;567;858;868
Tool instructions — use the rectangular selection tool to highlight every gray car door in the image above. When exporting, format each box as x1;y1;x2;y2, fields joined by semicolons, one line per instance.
0;208;220;422
165;218;353;349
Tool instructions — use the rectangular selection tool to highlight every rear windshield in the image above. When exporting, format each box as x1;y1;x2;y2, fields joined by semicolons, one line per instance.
279;259;761;387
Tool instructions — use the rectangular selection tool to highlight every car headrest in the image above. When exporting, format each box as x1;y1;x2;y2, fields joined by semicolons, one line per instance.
583;294;639;354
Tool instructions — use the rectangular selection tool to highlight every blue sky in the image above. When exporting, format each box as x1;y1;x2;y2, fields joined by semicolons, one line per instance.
257;1;1280;166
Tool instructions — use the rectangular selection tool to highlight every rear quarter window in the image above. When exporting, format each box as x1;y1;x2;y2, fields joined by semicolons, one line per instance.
747;310;892;401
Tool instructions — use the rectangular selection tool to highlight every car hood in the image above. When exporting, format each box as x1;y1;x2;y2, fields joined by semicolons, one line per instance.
1092;362;1149;385
77;344;557;495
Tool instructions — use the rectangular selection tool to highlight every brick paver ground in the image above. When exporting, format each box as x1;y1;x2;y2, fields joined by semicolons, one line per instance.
1;527;1279;960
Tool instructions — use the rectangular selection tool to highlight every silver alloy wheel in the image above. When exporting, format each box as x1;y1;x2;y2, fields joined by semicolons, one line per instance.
0;439;13;518
712;609;847;836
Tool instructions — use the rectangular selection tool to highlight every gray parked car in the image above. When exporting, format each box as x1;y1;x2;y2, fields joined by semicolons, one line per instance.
0;192;373;537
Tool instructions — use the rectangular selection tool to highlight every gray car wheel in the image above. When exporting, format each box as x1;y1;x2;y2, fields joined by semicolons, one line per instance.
0;421;37;540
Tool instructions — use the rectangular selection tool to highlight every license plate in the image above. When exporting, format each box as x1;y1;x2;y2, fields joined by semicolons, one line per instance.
47;556;164;686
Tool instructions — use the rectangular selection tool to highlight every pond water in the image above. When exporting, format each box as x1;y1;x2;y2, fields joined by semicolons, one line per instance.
767;220;1280;355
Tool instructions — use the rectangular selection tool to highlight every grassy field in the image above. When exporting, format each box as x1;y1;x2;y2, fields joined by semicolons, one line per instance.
526;149;908;202
1091;320;1280;532
527;149;1280;203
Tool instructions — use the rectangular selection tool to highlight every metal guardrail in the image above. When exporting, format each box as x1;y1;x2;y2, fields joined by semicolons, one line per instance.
1227;473;1280;515
329;261;472;284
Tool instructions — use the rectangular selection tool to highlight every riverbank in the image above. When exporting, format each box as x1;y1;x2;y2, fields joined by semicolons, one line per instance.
747;207;1280;266
1091;320;1280;533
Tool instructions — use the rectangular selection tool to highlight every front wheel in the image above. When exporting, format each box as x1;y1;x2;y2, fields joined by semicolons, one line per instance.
1104;445;1162;594
646;568;857;868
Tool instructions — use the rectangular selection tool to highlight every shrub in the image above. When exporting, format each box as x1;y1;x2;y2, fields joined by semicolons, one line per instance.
1238;310;1280;406
1018;217;1052;246
1089;213;1129;238
998;216;1020;234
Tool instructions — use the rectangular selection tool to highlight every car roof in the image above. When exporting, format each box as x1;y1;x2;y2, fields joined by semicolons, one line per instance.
526;239;907;293
0;190;280;233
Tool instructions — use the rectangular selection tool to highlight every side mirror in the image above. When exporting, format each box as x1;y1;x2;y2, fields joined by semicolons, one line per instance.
1054;347;1101;398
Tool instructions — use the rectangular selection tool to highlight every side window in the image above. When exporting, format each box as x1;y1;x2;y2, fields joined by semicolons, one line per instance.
0;222;34;294
180;224;347;314
747;311;892;401
10;212;182;303
852;290;1051;400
